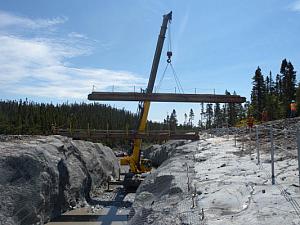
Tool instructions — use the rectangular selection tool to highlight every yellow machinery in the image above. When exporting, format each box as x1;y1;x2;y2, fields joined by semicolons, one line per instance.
85;11;245;191
120;12;172;175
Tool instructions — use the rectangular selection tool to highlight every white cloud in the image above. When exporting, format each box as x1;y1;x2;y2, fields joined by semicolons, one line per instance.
0;35;146;99
0;10;67;29
289;1;300;12
68;32;88;39
0;11;146;100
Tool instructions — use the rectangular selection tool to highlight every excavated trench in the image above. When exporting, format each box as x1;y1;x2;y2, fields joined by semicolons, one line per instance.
51;140;190;225
0;134;190;225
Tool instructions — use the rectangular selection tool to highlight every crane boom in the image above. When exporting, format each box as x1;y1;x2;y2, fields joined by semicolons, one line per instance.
120;11;172;173
147;11;172;93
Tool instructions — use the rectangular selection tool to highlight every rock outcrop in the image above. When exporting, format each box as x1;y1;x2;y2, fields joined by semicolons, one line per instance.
129;141;199;225
0;135;119;225
143;140;189;167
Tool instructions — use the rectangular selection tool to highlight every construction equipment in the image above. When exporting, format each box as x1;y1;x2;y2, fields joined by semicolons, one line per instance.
118;12;173;188
88;11;246;191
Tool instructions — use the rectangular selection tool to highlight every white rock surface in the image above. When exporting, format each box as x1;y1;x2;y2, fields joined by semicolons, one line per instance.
130;136;300;225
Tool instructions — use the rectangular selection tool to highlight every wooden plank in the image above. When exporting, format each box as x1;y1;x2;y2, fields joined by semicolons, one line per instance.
88;92;246;103
56;129;199;141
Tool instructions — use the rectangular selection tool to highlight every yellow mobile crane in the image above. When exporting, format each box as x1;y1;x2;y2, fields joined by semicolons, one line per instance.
120;11;172;185
86;11;245;190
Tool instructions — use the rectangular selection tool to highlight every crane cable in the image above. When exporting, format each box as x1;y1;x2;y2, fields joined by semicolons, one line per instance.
156;21;184;94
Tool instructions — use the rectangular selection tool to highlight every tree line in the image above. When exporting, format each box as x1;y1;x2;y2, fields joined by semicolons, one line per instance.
250;58;298;120
0;96;247;137
5;57;293;137
162;90;246;131
0;99;165;135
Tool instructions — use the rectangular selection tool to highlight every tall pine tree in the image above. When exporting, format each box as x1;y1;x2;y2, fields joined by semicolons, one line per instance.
281;59;297;116
251;66;266;119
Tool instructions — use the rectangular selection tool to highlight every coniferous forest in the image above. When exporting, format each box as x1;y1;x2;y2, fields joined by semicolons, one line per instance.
250;58;298;120
0;100;165;135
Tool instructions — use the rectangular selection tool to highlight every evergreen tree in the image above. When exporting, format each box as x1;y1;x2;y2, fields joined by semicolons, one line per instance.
163;114;170;130
206;104;213;128
225;90;238;126
281;59;297;116
183;113;188;126
275;73;283;100
200;103;205;129
197;119;203;129
169;109;178;131
188;109;195;127
214;102;222;128
268;71;275;94
251;66;266;119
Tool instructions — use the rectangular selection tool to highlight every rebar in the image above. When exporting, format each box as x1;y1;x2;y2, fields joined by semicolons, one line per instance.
256;126;260;165
297;129;300;187
270;126;275;185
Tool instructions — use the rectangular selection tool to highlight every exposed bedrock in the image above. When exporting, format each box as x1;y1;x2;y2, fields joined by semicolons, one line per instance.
143;140;189;167
0;135;119;225
130;141;199;225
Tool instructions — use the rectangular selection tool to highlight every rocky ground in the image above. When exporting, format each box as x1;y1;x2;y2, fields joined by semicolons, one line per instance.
2;117;300;225
143;140;189;167
129;117;300;225
0;135;119;225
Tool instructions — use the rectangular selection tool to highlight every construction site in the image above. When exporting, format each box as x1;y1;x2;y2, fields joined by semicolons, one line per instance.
1;3;300;225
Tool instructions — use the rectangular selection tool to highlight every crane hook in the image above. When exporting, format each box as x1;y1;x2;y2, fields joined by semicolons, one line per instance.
167;51;172;63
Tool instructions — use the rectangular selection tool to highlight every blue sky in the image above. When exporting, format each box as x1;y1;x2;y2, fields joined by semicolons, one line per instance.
0;0;300;123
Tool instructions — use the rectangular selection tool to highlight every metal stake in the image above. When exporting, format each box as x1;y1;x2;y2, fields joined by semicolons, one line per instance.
297;129;300;187
234;129;237;147
187;164;190;192
117;167;121;181
249;127;252;155
270;126;275;185
242;134;245;150
256;126;260;164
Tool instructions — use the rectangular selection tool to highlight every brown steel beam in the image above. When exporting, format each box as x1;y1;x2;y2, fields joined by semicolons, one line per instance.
88;92;246;103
